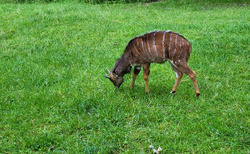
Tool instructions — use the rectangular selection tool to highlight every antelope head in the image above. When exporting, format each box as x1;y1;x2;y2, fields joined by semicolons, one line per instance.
105;68;124;88
105;57;132;88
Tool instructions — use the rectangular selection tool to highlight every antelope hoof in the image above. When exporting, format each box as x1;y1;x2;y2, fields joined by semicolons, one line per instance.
196;93;200;97
145;91;150;94
170;91;176;94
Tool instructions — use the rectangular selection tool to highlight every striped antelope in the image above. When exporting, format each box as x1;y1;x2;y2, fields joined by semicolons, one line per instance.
105;31;200;97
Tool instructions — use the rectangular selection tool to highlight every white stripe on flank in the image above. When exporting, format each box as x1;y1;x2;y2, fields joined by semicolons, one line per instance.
141;35;147;58
134;39;149;61
146;34;153;60
173;35;178;61
132;42;140;57
136;39;143;55
153;32;158;57
141;39;147;58
143;34;152;61
162;31;166;60
133;42;148;61
169;33;172;59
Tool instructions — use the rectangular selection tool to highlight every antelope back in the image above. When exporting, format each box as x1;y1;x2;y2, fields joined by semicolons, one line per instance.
127;31;191;64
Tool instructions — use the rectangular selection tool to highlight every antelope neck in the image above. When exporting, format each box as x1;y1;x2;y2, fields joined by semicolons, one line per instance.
114;53;131;76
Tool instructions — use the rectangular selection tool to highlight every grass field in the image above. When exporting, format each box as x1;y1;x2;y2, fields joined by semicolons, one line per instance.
0;1;249;153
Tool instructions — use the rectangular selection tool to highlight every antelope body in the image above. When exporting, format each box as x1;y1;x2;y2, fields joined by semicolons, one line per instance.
106;31;200;96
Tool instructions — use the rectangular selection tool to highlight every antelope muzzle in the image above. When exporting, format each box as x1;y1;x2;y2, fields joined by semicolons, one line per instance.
105;68;124;88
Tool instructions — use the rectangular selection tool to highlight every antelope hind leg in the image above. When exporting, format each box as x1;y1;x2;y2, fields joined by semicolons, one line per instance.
178;64;200;97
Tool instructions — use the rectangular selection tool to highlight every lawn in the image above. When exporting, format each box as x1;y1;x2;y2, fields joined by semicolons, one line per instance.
0;1;249;153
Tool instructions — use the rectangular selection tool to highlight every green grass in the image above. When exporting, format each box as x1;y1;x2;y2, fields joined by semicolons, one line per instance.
0;1;249;153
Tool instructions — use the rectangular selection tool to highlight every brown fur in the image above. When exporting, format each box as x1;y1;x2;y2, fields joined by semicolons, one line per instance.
106;31;200;96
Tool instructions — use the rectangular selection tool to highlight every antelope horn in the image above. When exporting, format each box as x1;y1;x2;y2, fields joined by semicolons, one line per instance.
106;68;111;74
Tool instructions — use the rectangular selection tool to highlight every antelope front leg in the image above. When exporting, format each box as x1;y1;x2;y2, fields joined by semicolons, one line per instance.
142;63;150;93
130;66;141;89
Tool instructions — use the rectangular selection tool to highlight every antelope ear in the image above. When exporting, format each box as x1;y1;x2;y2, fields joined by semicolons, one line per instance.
115;69;122;76
112;72;118;79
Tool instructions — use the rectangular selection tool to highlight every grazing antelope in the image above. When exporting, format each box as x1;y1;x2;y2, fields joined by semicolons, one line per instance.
105;31;200;97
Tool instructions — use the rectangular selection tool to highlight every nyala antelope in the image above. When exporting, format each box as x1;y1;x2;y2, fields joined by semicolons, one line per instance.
105;31;200;97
